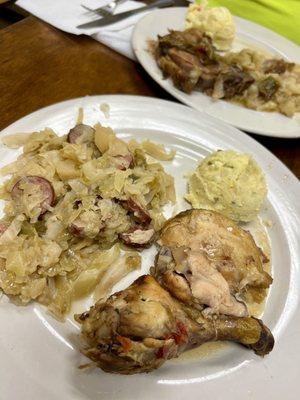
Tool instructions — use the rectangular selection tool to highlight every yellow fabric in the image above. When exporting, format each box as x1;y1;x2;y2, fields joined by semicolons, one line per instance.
205;0;300;45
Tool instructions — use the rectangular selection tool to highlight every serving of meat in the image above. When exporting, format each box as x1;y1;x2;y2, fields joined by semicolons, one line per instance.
154;28;300;116
76;275;274;374
157;48;202;93
155;28;254;97
119;198;152;226
76;209;274;374
154;210;272;316
156;28;215;62
117;198;155;248
67;123;95;144
11;175;55;216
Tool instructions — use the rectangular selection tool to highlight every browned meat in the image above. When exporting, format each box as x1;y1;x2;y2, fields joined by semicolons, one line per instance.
153;210;272;317
258;76;280;100
155;29;254;98
76;275;274;374
67;124;95;144
262;59;295;74
198;63;222;91
157;28;215;62
155;29;217;93
119;227;156;248
157;53;201;93
11;176;55;215
119;198;151;226
68;197;116;239
212;66;255;99
168;48;201;71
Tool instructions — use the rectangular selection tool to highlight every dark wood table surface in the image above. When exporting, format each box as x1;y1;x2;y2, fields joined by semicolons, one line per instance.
0;16;299;178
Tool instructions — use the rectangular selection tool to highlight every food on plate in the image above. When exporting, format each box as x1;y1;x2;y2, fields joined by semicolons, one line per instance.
222;50;300;116
0;112;274;374
154;25;300;116
76;209;273;374
0;123;175;319
154;209;272;315
76;274;274;374
11;175;55;217
186;0;235;51
185;150;267;222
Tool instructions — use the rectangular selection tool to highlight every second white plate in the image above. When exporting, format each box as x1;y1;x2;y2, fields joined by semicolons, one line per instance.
132;7;300;138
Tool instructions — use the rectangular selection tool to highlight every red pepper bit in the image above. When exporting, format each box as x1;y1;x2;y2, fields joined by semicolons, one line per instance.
163;321;188;346
173;321;188;345
156;345;169;359
116;335;132;353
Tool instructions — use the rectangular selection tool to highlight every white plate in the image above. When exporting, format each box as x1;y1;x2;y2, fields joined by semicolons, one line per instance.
0;95;299;400
132;7;300;138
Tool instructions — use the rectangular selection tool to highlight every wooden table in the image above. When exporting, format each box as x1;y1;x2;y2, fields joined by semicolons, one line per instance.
1;16;299;178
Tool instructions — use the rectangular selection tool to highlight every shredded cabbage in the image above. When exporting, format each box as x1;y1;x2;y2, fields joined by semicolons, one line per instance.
0;121;176;319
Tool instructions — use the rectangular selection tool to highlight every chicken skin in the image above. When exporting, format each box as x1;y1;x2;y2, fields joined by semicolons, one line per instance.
76;210;274;374
154;209;272;317
76;275;274;374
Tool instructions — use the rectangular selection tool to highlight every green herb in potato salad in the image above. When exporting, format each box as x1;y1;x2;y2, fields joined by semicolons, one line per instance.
0;123;175;320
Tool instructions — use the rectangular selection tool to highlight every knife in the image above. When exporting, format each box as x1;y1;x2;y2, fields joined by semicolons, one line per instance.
77;0;174;29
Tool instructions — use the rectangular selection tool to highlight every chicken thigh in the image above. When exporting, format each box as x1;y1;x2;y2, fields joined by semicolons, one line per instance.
153;209;272;317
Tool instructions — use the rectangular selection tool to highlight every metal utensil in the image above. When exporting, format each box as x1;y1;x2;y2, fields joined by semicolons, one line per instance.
77;0;174;29
81;0;127;18
81;4;110;18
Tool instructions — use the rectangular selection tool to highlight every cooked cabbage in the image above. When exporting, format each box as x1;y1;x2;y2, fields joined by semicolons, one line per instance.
0;121;176;319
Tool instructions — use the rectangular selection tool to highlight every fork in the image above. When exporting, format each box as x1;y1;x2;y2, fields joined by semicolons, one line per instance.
81;0;127;18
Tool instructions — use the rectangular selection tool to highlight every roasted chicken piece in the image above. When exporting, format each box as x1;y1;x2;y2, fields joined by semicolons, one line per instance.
153;210;272;317
76;210;274;374
76;275;274;374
